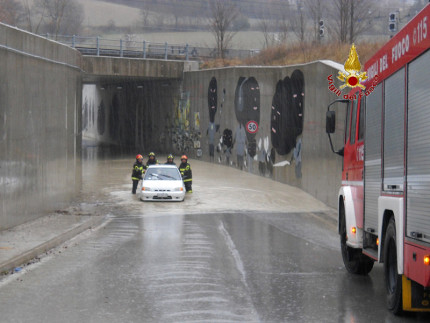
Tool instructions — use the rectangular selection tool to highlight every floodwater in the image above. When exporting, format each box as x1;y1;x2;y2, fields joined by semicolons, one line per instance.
79;147;334;216
0;149;429;322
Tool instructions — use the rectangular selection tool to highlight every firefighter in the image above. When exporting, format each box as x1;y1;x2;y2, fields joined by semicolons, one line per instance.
131;154;146;194
165;154;176;166
179;155;192;193
146;152;159;166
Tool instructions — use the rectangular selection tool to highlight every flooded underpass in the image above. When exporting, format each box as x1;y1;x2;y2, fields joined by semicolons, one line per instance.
3;15;430;322
0;150;429;322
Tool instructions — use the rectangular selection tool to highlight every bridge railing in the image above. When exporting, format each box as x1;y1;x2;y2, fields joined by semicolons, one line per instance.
43;34;260;61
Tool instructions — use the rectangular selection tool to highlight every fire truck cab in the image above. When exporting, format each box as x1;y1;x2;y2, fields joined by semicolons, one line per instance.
326;5;430;314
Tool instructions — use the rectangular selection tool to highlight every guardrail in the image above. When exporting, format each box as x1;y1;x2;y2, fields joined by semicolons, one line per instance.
43;34;260;61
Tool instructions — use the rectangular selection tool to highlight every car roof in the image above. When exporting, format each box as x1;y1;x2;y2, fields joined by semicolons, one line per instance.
146;164;178;169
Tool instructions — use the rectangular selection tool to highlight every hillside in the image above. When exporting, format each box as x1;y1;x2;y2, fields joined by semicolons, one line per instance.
96;0;290;20
73;0;389;68
71;1;406;68
76;0;142;27
200;41;386;69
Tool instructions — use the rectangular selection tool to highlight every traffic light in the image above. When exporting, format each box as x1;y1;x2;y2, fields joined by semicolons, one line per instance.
389;22;397;32
389;12;397;32
319;19;324;37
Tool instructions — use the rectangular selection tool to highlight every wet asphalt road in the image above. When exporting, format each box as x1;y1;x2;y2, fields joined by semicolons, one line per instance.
0;156;429;322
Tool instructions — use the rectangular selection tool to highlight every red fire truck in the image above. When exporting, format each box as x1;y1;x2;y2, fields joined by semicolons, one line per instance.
326;4;430;314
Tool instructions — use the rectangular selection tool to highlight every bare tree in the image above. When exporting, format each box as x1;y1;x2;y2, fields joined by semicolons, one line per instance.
258;2;291;49
22;0;45;34
35;0;67;37
168;0;190;29
305;0;324;42
29;0;84;38
59;1;84;35
290;0;307;43
332;0;349;42
140;6;151;28
0;0;23;26
276;6;290;44
259;18;277;49
330;0;374;43
208;0;239;59
153;12;166;29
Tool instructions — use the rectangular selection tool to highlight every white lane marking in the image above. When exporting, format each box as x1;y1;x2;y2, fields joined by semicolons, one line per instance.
218;221;249;290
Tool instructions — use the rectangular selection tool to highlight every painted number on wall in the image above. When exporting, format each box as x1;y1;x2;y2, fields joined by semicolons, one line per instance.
246;120;259;134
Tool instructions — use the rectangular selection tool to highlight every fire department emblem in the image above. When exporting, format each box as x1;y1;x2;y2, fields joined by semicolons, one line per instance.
337;44;367;90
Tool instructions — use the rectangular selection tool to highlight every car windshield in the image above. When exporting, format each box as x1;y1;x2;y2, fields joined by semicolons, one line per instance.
144;167;181;181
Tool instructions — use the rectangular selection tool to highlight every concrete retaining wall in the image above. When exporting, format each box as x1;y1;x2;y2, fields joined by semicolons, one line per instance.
0;22;348;230
0;24;82;230
180;62;346;208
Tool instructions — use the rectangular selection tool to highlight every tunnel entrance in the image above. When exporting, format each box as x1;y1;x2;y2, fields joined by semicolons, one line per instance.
82;77;180;156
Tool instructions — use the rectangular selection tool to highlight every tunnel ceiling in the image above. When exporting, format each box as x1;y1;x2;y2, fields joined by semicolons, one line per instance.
82;74;179;86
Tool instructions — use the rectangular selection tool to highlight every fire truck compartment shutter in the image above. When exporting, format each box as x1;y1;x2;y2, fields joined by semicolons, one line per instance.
364;84;382;233
406;50;430;243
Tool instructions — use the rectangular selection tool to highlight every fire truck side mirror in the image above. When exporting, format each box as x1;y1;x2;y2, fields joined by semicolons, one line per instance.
326;111;336;134
326;99;349;155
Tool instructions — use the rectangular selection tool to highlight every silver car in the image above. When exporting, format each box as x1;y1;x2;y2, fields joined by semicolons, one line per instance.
140;165;186;202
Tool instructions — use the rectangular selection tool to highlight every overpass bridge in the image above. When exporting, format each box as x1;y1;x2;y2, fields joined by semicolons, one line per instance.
80;55;197;150
81;53;198;84
46;34;259;61
1;23;344;231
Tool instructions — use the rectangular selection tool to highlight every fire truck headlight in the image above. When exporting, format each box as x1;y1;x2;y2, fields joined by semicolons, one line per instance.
424;256;430;266
351;227;357;235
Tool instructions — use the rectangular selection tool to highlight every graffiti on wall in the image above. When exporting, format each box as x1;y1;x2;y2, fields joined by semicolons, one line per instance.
195;112;200;129
207;77;219;162
219;128;233;165
191;69;305;179
234;77;260;171
205;76;237;165
271;69;304;156
172;91;201;154
269;69;304;178
174;91;190;131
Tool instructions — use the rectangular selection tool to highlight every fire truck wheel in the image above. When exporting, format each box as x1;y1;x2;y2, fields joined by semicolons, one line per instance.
340;205;374;275
384;218;403;315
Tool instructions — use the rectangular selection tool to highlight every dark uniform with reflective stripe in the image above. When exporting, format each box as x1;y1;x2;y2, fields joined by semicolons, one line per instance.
131;161;146;194
165;154;176;166
146;152;159;166
179;162;192;193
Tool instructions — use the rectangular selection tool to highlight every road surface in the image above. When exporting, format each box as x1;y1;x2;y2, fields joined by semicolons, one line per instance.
0;155;428;322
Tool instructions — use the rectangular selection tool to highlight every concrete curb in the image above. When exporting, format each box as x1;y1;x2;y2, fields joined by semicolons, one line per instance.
0;215;107;274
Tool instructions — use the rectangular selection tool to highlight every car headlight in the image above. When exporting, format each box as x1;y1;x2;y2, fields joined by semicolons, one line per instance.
142;187;152;191
174;187;184;192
